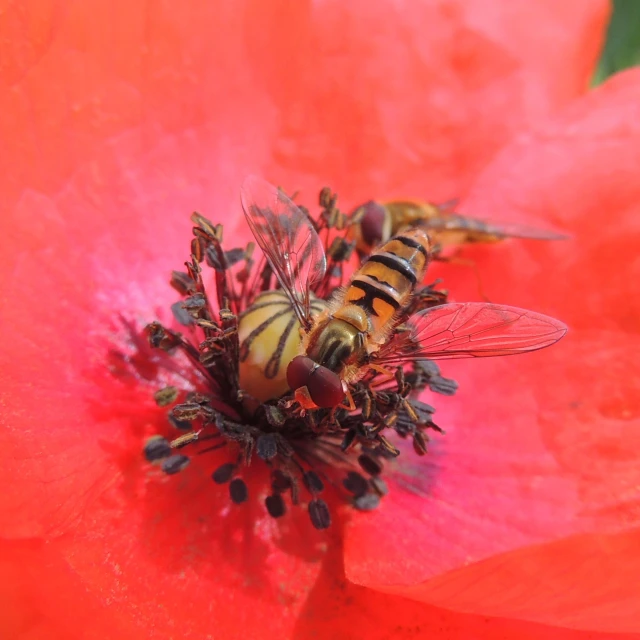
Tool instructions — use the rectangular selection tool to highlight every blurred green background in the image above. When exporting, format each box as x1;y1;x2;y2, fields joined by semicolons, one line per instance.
594;0;640;84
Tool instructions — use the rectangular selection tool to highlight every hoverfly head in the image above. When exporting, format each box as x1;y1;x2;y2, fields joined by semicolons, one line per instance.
287;355;344;408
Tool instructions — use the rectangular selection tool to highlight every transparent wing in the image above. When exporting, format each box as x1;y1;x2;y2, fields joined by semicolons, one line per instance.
241;175;326;329
470;220;568;241
373;302;567;364
425;214;569;241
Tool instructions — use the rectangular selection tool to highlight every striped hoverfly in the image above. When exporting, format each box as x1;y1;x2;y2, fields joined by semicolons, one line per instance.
241;176;567;410
349;198;567;259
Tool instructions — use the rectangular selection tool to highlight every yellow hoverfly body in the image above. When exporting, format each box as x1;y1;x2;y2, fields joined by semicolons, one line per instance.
349;199;568;258
241;177;567;410
237;290;327;402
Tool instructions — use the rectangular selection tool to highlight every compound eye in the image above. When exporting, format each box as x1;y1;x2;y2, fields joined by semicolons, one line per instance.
287;356;316;391
287;356;345;408
356;201;388;249
306;365;344;408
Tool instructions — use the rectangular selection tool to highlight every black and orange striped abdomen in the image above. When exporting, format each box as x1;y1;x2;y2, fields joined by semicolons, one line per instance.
338;227;431;337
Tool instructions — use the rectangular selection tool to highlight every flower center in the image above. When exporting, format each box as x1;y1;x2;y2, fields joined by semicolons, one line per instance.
142;191;454;530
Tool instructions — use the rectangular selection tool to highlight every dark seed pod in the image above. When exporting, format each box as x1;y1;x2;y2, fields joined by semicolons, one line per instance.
265;494;286;518
271;469;291;492
308;499;331;530
154;386;178;407
303;470;324;494
353;493;381;511
144;436;172;462
161;454;190;475
342;471;369;497
212;462;235;484
358;453;383;476
256;434;278;461
229;478;248;504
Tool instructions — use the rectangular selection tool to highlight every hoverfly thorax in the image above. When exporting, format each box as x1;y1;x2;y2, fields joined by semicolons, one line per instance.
305;317;366;373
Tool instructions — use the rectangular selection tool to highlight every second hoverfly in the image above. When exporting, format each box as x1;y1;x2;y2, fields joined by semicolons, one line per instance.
348;198;567;259
241;176;567;410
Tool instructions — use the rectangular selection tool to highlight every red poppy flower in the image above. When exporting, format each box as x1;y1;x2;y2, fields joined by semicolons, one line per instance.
1;1;638;638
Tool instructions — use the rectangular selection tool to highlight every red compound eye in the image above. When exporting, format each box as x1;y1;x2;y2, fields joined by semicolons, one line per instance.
306;366;344;408
287;356;345;408
287;356;316;391
356;201;387;248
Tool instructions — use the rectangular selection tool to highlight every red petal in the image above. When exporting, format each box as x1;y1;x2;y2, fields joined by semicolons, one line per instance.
0;0;614;637
0;538;626;640
345;70;640;632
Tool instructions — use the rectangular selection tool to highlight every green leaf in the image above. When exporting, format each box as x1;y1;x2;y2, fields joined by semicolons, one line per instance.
594;0;640;85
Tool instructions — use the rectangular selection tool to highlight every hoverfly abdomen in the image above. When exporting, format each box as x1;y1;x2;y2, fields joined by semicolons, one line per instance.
342;227;431;338
238;290;327;402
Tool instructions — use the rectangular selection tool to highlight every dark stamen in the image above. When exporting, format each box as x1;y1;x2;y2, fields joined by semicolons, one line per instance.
161;454;190;475
256;434;278;461
212;462;235;484
353;493;381;511
303;470;324;494
308;498;331;530
229;478;248;504
144;436;172;462
358;453;383;476
271;469;292;492
265;494;286;518
343;471;369;497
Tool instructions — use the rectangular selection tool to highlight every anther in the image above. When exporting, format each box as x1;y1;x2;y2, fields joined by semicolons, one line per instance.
271;469;292;492
308;498;331;530
265;494;286;518
229;478;248;504
256;434;278;461
154;386;179;407
161;454;190;475
303;470;324;494
358;453;383;476
353;493;380;511
343;471;369;497
144;436;172;463
212;462;235;484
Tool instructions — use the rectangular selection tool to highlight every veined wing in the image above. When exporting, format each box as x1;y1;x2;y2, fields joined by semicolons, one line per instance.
425;214;569;241
372;302;567;364
241;175;326;330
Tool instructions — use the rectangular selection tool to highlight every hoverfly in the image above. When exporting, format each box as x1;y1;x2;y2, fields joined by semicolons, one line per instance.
241;176;567;409
349;199;567;258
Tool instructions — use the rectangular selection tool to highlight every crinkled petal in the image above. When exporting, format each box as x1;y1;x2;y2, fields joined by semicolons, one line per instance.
0;0;616;638
345;70;640;632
